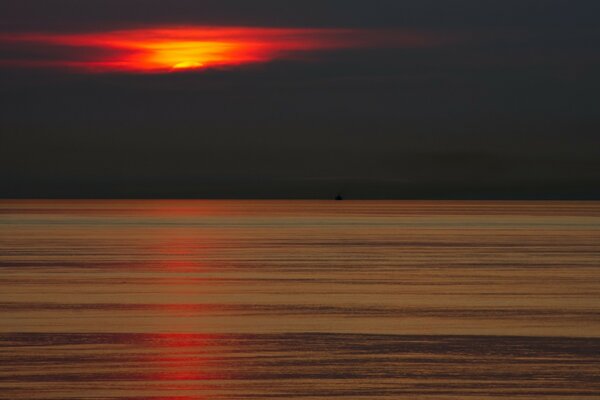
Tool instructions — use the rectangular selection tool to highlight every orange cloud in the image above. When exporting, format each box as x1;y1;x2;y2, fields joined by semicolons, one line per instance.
0;26;448;73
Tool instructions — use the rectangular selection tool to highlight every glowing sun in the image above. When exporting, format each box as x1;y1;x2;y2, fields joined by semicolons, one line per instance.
172;61;204;70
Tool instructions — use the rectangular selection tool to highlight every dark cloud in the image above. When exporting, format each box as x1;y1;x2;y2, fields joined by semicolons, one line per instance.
1;0;599;31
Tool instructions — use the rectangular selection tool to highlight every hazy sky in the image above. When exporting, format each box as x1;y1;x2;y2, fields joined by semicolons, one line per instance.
1;0;599;198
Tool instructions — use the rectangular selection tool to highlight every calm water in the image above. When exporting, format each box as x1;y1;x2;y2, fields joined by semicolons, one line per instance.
1;200;599;399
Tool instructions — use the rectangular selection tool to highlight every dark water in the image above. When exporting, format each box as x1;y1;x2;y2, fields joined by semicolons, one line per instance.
1;200;599;399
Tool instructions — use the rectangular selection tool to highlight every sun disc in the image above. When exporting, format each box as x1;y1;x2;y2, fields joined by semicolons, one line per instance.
172;61;204;69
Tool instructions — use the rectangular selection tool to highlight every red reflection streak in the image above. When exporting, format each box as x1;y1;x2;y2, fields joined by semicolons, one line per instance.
0;26;447;73
149;230;220;273
127;201;227;271
140;333;225;389
136;229;227;388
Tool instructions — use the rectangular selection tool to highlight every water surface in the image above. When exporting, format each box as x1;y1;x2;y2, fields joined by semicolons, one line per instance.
1;200;599;398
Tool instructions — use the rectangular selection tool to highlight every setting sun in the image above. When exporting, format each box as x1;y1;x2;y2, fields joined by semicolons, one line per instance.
137;40;245;71
172;61;204;69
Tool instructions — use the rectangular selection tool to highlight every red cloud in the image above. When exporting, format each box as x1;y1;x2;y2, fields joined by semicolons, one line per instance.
0;26;450;73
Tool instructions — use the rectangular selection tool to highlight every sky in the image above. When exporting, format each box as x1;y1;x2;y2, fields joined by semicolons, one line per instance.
1;0;599;199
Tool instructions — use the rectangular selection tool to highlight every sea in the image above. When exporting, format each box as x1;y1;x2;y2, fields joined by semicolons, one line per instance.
1;200;599;399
